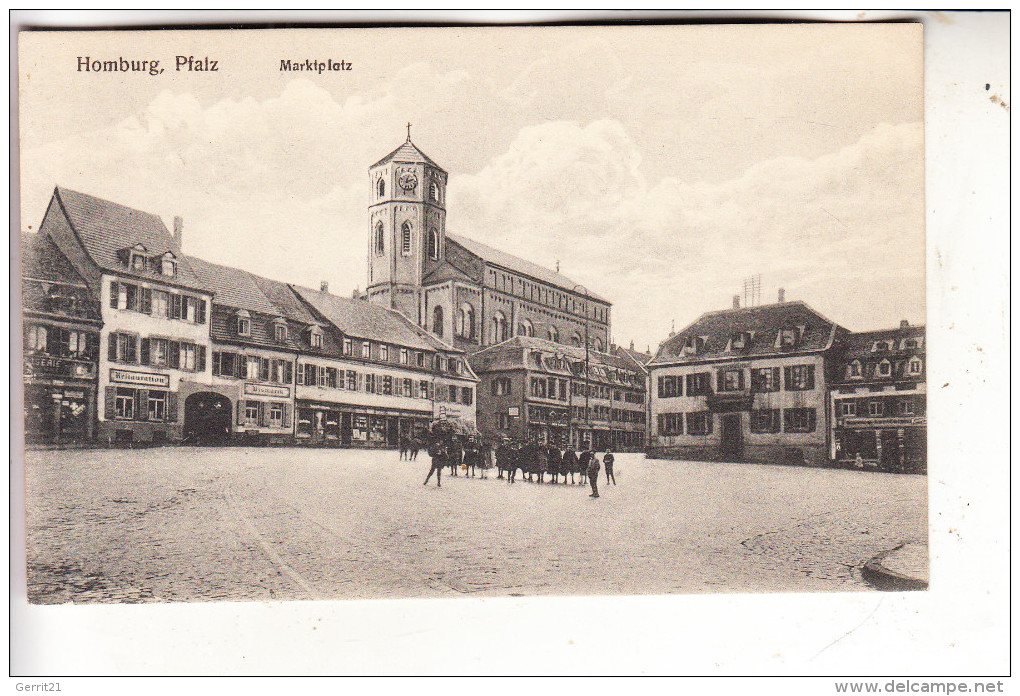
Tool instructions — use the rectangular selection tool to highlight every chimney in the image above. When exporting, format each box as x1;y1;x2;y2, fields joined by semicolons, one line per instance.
778;287;785;303
733;295;741;309
900;319;909;329
629;339;635;350
172;216;183;248
320;281;329;293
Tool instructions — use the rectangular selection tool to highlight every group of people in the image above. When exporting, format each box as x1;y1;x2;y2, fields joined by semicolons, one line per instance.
397;436;422;461
420;434;616;499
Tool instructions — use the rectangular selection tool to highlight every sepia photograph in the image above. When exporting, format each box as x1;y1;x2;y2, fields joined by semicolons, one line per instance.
11;12;1009;679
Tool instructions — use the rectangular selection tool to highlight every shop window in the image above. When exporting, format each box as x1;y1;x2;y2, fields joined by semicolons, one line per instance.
270;403;284;427
245;402;260;426
148;391;167;421
750;409;781;433
115;388;135;419
783;408;816;433
686;411;712;436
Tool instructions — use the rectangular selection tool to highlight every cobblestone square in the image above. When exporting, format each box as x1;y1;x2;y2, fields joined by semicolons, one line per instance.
24;448;927;603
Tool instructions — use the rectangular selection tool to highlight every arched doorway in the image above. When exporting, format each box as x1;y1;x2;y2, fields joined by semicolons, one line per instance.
184;392;232;445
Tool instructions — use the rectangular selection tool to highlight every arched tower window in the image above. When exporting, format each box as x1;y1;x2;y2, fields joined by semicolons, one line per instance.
593;338;603;352
432;305;444;337
518;319;534;338
547;326;559;343
571;332;583;347
491;312;507;343
428;227;439;260
457;302;475;340
375;222;385;256
377;178;385;197
430;180;439;202
401;222;412;256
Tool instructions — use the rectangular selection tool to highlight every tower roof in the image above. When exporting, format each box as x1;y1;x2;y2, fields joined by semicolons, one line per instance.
371;138;445;172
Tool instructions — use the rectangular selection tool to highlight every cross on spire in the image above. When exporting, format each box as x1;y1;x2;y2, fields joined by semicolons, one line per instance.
406;122;412;141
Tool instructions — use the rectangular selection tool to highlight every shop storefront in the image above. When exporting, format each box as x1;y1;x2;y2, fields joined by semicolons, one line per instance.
296;400;431;448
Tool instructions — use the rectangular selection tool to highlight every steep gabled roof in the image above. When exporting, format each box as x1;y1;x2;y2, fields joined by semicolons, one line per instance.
291;285;440;352
52;187;206;291
470;335;643;376
248;273;319;325
21;231;89;287
186;256;281;315
839;325;926;361
371;139;445;172
446;234;609;303
649;300;844;366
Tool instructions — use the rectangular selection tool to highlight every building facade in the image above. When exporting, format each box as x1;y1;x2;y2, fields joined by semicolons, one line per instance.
829;322;926;472
648;299;848;467
187;257;301;445
41;187;214;444
364;136;612;359
288;284;477;447
21;231;103;443
471;336;648;451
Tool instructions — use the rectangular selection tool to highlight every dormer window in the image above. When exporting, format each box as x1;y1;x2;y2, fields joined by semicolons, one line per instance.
729;331;753;351
877;358;892;378
778;328;798;348
308;326;324;349
906;356;923;376
161;258;176;276
273;318;288;343
847;360;862;379
236;310;251;336
131;254;146;271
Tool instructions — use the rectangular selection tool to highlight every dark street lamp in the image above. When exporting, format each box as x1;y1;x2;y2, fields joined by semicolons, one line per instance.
573;284;590;449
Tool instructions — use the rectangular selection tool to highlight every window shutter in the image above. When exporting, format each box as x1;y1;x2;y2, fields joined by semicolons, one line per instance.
717;370;726;391
197;346;206;372
284;361;293;384
808;408;817;433
140;338;150;365
126;335;138;363
170;294;182;319
104;386;117;419
235;354;244;378
137;389;149;421
738;370;745;390
283;403;292;428
108;333;118;362
806;365;815;390
211;352;220;377
259;401;269;427
109;281;119;308
126;285;138;312
169;341;180;369
140;287;152;314
165;392;177;423
260;358;270;382
237;399;246;426
783;366;792;391
296;363;304;385
197;299;206;324
771;368;780;391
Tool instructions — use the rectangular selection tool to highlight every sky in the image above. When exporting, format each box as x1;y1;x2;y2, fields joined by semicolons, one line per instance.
18;25;924;351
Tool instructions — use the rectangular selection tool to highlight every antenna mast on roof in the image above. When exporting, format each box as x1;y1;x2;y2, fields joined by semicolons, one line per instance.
742;274;761;307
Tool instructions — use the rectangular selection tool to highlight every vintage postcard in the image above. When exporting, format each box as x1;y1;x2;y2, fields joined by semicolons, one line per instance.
17;17;989;676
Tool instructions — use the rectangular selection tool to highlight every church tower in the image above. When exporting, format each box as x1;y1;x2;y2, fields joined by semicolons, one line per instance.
366;128;448;326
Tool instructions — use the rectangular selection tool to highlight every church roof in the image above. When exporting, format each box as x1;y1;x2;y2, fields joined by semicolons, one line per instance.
446;234;609;303
371;138;445;172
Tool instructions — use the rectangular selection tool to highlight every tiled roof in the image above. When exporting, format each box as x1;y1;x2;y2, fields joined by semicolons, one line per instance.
471;335;642;377
248;273;319;325
21;231;88;286
649;300;843;366
291;285;440;352
838;325;926;361
53;187;206;291
615;344;654;368
445;234;610;304
371;139;445;171
185;256;281;315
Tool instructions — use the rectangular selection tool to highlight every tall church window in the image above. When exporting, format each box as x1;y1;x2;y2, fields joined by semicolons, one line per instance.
572;332;583;347
375;222;385;256
594;338;604;352
401;222;412;256
377;178;385;197
428;227;439;260
429;181;439;202
433;305;444;337
457;302;475;340
518;319;534;338
491;312;508;343
547;326;559;343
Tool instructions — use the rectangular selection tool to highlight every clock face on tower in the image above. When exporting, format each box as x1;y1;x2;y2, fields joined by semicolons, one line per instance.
397;172;418;192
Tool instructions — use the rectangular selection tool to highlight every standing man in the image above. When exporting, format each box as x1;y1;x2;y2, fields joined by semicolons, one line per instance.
579;442;598;498
603;447;616;485
424;440;446;488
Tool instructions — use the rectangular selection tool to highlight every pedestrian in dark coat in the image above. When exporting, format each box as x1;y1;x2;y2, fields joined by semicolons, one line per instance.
603;448;616;485
580;443;599;498
424;441;446;488
562;448;579;484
